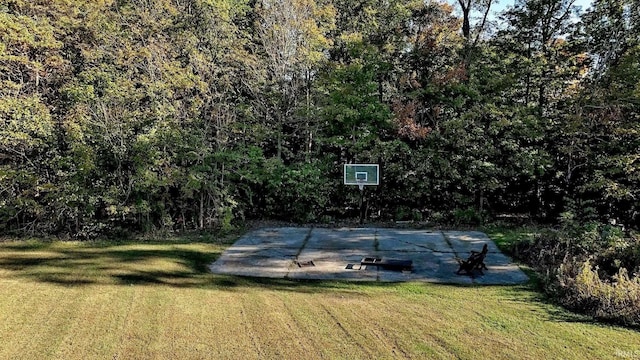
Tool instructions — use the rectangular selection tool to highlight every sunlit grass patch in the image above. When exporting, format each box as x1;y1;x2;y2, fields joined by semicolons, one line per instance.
483;225;540;251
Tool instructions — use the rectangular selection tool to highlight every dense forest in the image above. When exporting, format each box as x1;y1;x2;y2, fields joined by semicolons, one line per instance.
1;0;638;237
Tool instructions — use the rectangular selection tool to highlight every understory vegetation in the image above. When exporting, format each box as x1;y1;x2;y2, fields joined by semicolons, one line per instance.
493;223;640;328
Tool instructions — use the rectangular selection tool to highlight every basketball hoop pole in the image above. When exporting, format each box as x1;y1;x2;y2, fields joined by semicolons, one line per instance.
358;181;365;225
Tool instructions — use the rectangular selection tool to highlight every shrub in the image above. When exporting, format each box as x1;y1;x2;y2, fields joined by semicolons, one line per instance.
394;206;423;221
511;225;640;327
453;208;485;226
554;260;640;327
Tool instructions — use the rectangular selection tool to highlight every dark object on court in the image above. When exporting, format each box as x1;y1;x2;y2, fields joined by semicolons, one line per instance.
295;260;315;267
360;257;413;271
456;244;489;277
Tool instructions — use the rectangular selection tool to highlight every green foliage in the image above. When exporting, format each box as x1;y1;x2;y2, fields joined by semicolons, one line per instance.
319;59;393;154
393;206;422;222
0;0;638;236
261;159;332;222
453;208;486;226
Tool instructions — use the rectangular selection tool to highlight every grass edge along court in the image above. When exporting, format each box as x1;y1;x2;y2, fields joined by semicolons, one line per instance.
0;232;639;360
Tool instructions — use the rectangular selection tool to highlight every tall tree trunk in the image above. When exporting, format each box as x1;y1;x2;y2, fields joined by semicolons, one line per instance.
306;68;312;161
458;0;471;40
199;191;204;230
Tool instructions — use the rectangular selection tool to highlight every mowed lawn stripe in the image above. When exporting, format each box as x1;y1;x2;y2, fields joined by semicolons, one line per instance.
53;285;135;359
0;282;87;359
157;289;251;358
283;293;381;358
248;292;317;357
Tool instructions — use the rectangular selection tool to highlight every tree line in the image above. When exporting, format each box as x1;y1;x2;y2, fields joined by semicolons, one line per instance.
0;0;638;237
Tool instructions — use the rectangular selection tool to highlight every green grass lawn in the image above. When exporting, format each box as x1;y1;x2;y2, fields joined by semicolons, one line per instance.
0;232;639;359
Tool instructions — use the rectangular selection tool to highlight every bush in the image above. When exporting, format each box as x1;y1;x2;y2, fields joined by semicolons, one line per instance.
511;224;640;327
511;229;576;270
394;206;423;221
453;208;485;226
555;260;640;327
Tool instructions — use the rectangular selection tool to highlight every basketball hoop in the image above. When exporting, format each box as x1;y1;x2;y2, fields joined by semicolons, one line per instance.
343;164;379;189
343;163;379;224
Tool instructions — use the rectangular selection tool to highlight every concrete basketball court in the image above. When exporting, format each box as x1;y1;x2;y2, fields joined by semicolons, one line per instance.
209;228;529;285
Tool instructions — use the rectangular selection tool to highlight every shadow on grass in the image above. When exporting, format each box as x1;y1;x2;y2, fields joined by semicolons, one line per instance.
496;282;638;331
0;241;226;287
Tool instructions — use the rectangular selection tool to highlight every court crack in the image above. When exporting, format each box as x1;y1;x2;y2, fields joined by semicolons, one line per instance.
285;227;314;279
